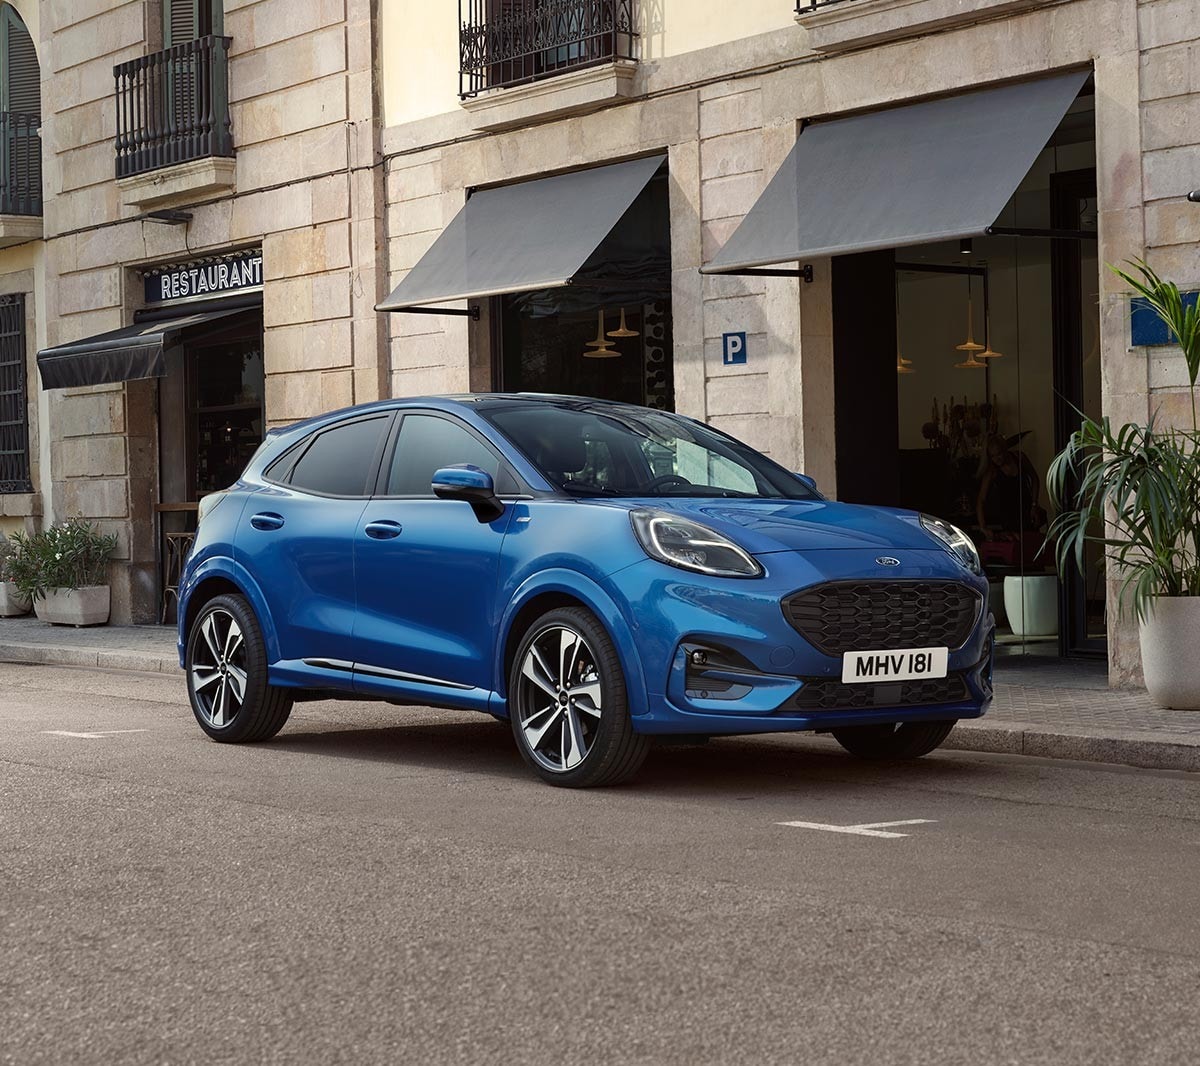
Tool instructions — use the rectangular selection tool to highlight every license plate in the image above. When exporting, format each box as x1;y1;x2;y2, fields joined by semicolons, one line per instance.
841;647;948;684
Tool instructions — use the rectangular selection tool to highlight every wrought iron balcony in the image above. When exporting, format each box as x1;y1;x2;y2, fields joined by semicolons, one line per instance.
113;35;233;179
796;0;856;9
0;112;41;216
459;0;637;98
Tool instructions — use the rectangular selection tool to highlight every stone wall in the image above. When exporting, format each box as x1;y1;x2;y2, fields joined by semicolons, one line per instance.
32;0;387;621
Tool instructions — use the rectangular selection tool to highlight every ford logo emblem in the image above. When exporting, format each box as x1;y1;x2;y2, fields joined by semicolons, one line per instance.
876;556;901;567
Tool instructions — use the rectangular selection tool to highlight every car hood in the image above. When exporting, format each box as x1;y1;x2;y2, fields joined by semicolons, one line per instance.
615;498;946;555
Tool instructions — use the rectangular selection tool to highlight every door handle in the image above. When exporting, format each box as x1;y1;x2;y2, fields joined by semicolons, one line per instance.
364;519;403;540
250;512;285;531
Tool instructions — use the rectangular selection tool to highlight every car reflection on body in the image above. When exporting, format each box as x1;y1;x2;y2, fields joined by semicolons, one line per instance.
178;394;993;788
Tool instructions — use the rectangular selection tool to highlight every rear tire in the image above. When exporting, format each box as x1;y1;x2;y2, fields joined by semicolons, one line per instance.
831;720;956;760
509;606;649;788
185;593;293;743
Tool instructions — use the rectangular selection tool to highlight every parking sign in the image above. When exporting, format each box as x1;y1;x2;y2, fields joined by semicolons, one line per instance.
722;332;747;365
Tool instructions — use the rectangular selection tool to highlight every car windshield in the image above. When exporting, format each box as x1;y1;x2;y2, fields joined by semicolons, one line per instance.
481;403;818;500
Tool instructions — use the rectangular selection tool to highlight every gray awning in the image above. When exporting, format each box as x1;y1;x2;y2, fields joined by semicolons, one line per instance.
378;154;667;311
703;71;1090;274
37;307;250;390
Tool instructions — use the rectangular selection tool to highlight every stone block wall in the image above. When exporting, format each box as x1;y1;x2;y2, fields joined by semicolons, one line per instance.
34;0;386;621
1139;0;1200;428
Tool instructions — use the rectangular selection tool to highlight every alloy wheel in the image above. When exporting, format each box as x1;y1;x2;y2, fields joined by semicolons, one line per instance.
515;625;604;773
189;608;249;729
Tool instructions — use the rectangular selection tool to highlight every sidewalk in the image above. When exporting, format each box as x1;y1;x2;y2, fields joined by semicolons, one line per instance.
2;616;1197;773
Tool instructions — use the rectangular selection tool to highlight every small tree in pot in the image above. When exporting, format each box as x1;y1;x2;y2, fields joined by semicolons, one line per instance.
0;533;32;616
9;518;119;626
1047;260;1200;708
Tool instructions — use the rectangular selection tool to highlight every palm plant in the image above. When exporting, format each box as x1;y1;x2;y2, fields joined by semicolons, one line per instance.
1047;261;1200;622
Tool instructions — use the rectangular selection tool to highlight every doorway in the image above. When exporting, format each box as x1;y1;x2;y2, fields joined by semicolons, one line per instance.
831;91;1102;663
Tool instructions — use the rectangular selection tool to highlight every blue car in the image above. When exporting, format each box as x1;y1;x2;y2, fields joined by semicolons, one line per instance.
178;395;993;787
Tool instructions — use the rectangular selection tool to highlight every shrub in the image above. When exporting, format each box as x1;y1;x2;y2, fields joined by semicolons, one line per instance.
8;519;118;602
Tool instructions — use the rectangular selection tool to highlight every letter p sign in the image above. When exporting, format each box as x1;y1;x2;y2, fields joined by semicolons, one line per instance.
722;332;747;366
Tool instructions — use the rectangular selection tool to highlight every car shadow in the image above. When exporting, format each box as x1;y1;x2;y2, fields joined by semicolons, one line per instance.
266;712;999;798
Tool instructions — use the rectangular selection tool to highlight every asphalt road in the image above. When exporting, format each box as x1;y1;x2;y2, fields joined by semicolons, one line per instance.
2;661;1198;1066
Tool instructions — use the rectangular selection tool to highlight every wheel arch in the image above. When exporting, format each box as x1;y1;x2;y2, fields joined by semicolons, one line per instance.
180;559;281;665
495;571;648;718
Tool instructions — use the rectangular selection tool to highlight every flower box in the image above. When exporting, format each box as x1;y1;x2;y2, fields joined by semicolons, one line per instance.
0;580;31;617
33;586;111;627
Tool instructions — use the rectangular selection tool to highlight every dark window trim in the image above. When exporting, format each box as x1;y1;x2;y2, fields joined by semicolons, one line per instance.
0;292;30;495
268;411;396;500
371;409;527;500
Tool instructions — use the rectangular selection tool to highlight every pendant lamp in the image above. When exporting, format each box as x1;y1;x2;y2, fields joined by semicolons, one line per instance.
607;308;639;339
583;309;620;358
955;275;985;355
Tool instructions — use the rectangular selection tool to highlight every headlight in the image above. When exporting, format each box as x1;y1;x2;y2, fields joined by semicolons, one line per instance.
196;491;228;527
920;514;981;574
630;509;762;578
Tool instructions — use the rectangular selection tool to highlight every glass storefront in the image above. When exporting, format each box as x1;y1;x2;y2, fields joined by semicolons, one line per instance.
494;167;674;409
832;90;1102;662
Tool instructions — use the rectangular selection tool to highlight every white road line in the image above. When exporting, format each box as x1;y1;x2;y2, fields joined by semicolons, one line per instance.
41;729;150;740
776;818;937;839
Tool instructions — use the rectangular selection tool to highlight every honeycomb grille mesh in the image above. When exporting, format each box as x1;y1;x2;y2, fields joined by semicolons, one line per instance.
792;674;969;711
782;581;981;656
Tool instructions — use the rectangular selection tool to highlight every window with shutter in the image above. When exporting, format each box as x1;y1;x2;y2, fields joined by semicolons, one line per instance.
0;5;39;215
164;0;221;46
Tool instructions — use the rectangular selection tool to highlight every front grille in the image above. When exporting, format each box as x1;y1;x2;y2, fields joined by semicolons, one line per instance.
791;673;969;712
782;581;981;656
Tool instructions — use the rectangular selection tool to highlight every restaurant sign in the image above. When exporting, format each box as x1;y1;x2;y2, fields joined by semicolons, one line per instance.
144;250;263;306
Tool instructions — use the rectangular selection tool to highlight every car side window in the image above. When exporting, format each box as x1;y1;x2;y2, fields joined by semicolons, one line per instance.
287;416;390;497
386;414;514;497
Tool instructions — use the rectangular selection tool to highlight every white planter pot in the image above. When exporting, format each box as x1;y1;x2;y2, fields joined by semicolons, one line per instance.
1139;597;1200;710
33;586;111;627
0;580;32;616
1002;575;1059;637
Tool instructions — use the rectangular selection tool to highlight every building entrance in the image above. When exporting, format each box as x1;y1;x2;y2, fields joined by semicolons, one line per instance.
831;92;1102;662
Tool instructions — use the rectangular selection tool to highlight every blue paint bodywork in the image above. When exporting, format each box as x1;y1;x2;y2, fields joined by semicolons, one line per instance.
178;396;993;736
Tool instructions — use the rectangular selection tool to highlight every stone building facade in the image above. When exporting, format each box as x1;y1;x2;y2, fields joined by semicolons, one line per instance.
0;0;1196;685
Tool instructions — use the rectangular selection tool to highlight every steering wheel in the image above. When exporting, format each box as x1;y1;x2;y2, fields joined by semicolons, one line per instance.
645;474;692;493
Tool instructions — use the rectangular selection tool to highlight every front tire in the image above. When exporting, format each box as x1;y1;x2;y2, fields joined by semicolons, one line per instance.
831;720;957;760
185;593;293;743
509;606;649;788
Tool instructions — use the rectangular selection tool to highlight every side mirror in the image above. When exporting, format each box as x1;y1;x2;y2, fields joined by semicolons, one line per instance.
431;465;505;523
793;472;820;495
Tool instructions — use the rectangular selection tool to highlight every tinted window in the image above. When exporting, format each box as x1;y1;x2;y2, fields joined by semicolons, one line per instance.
288;416;389;496
387;414;509;496
482;404;816;500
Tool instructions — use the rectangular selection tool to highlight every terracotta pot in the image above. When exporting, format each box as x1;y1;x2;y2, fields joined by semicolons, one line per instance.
33;586;111;627
0;580;32;617
1139;597;1200;711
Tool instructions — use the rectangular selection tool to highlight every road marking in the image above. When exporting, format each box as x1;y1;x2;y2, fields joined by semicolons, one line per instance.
776;818;937;839
42;729;149;740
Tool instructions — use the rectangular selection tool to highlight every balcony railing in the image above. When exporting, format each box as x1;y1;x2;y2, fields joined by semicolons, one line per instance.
0;112;41;216
459;0;637;98
114;35;233;180
796;0;856;10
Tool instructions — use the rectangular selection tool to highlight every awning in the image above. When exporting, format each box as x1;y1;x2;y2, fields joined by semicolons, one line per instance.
378;153;667;312
703;70;1090;274
37;307;250;390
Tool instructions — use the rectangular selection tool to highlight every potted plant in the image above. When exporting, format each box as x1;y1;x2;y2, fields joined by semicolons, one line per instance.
9;518;119;627
1047;259;1200;708
0;533;32;616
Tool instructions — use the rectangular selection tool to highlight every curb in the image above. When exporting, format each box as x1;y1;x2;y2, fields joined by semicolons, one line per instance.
0;642;179;675
3;644;1197;774
947;720;1200;773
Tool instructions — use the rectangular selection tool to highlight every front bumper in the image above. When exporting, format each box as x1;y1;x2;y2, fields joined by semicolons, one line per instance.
608;549;994;736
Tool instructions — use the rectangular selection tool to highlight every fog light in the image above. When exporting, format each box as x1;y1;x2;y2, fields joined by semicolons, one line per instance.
690;649;708;666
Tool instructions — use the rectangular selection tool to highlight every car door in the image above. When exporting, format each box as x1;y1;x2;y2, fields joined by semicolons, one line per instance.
352;411;518;700
237;412;393;668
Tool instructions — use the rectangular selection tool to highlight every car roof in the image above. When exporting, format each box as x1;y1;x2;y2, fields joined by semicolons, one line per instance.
267;393;685;438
